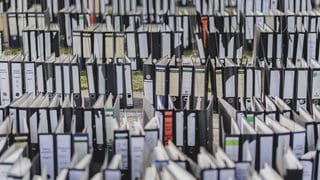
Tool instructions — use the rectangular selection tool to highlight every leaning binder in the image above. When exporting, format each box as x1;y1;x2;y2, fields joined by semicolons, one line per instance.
265;116;291;168
277;144;303;180
68;154;92;180
299;152;315;180
293;107;316;152
102;154;122;180
219;98;241;161
0;142;28;179
254;117;274;170
198;147;218;180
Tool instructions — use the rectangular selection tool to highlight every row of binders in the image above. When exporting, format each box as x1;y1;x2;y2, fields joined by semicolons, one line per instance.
210;57;320;113
0;92;98;179
206;30;244;60
142;93;214;160
59;5;92;46
72;23;186;68
22;24;60;61
253;24;320;62
80;139;320;180
144;56;209;111
0;92;318;180
0;54;81;106
0;91;254;179
85;56;133;108
219;96;320;179
238;0;312;15
7;4;50;47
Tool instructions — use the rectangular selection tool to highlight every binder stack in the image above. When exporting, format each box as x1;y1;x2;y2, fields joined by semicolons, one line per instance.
0;0;10;13
22;23;60;61
144;56;209;109
85;56;133;108
137;24;183;60
72;24;98;65
59;6;91;46
7;4;49;47
195;0;226;15
0;54;81;106
166;6;198;51
218;97;308;175
209;57;263;111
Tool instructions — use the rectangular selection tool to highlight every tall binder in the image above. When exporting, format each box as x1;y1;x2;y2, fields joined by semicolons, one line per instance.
294;58;309;111
71;55;81;107
10;55;24;101
155;56;169;109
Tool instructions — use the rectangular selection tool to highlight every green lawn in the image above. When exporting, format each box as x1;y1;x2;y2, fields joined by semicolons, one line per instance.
4;47;22;55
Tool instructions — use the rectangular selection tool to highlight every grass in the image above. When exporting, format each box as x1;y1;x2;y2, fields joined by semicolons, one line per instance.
79;69;143;91
132;71;143;91
60;47;72;54
243;50;252;60
4;47;22;55
80;70;88;90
